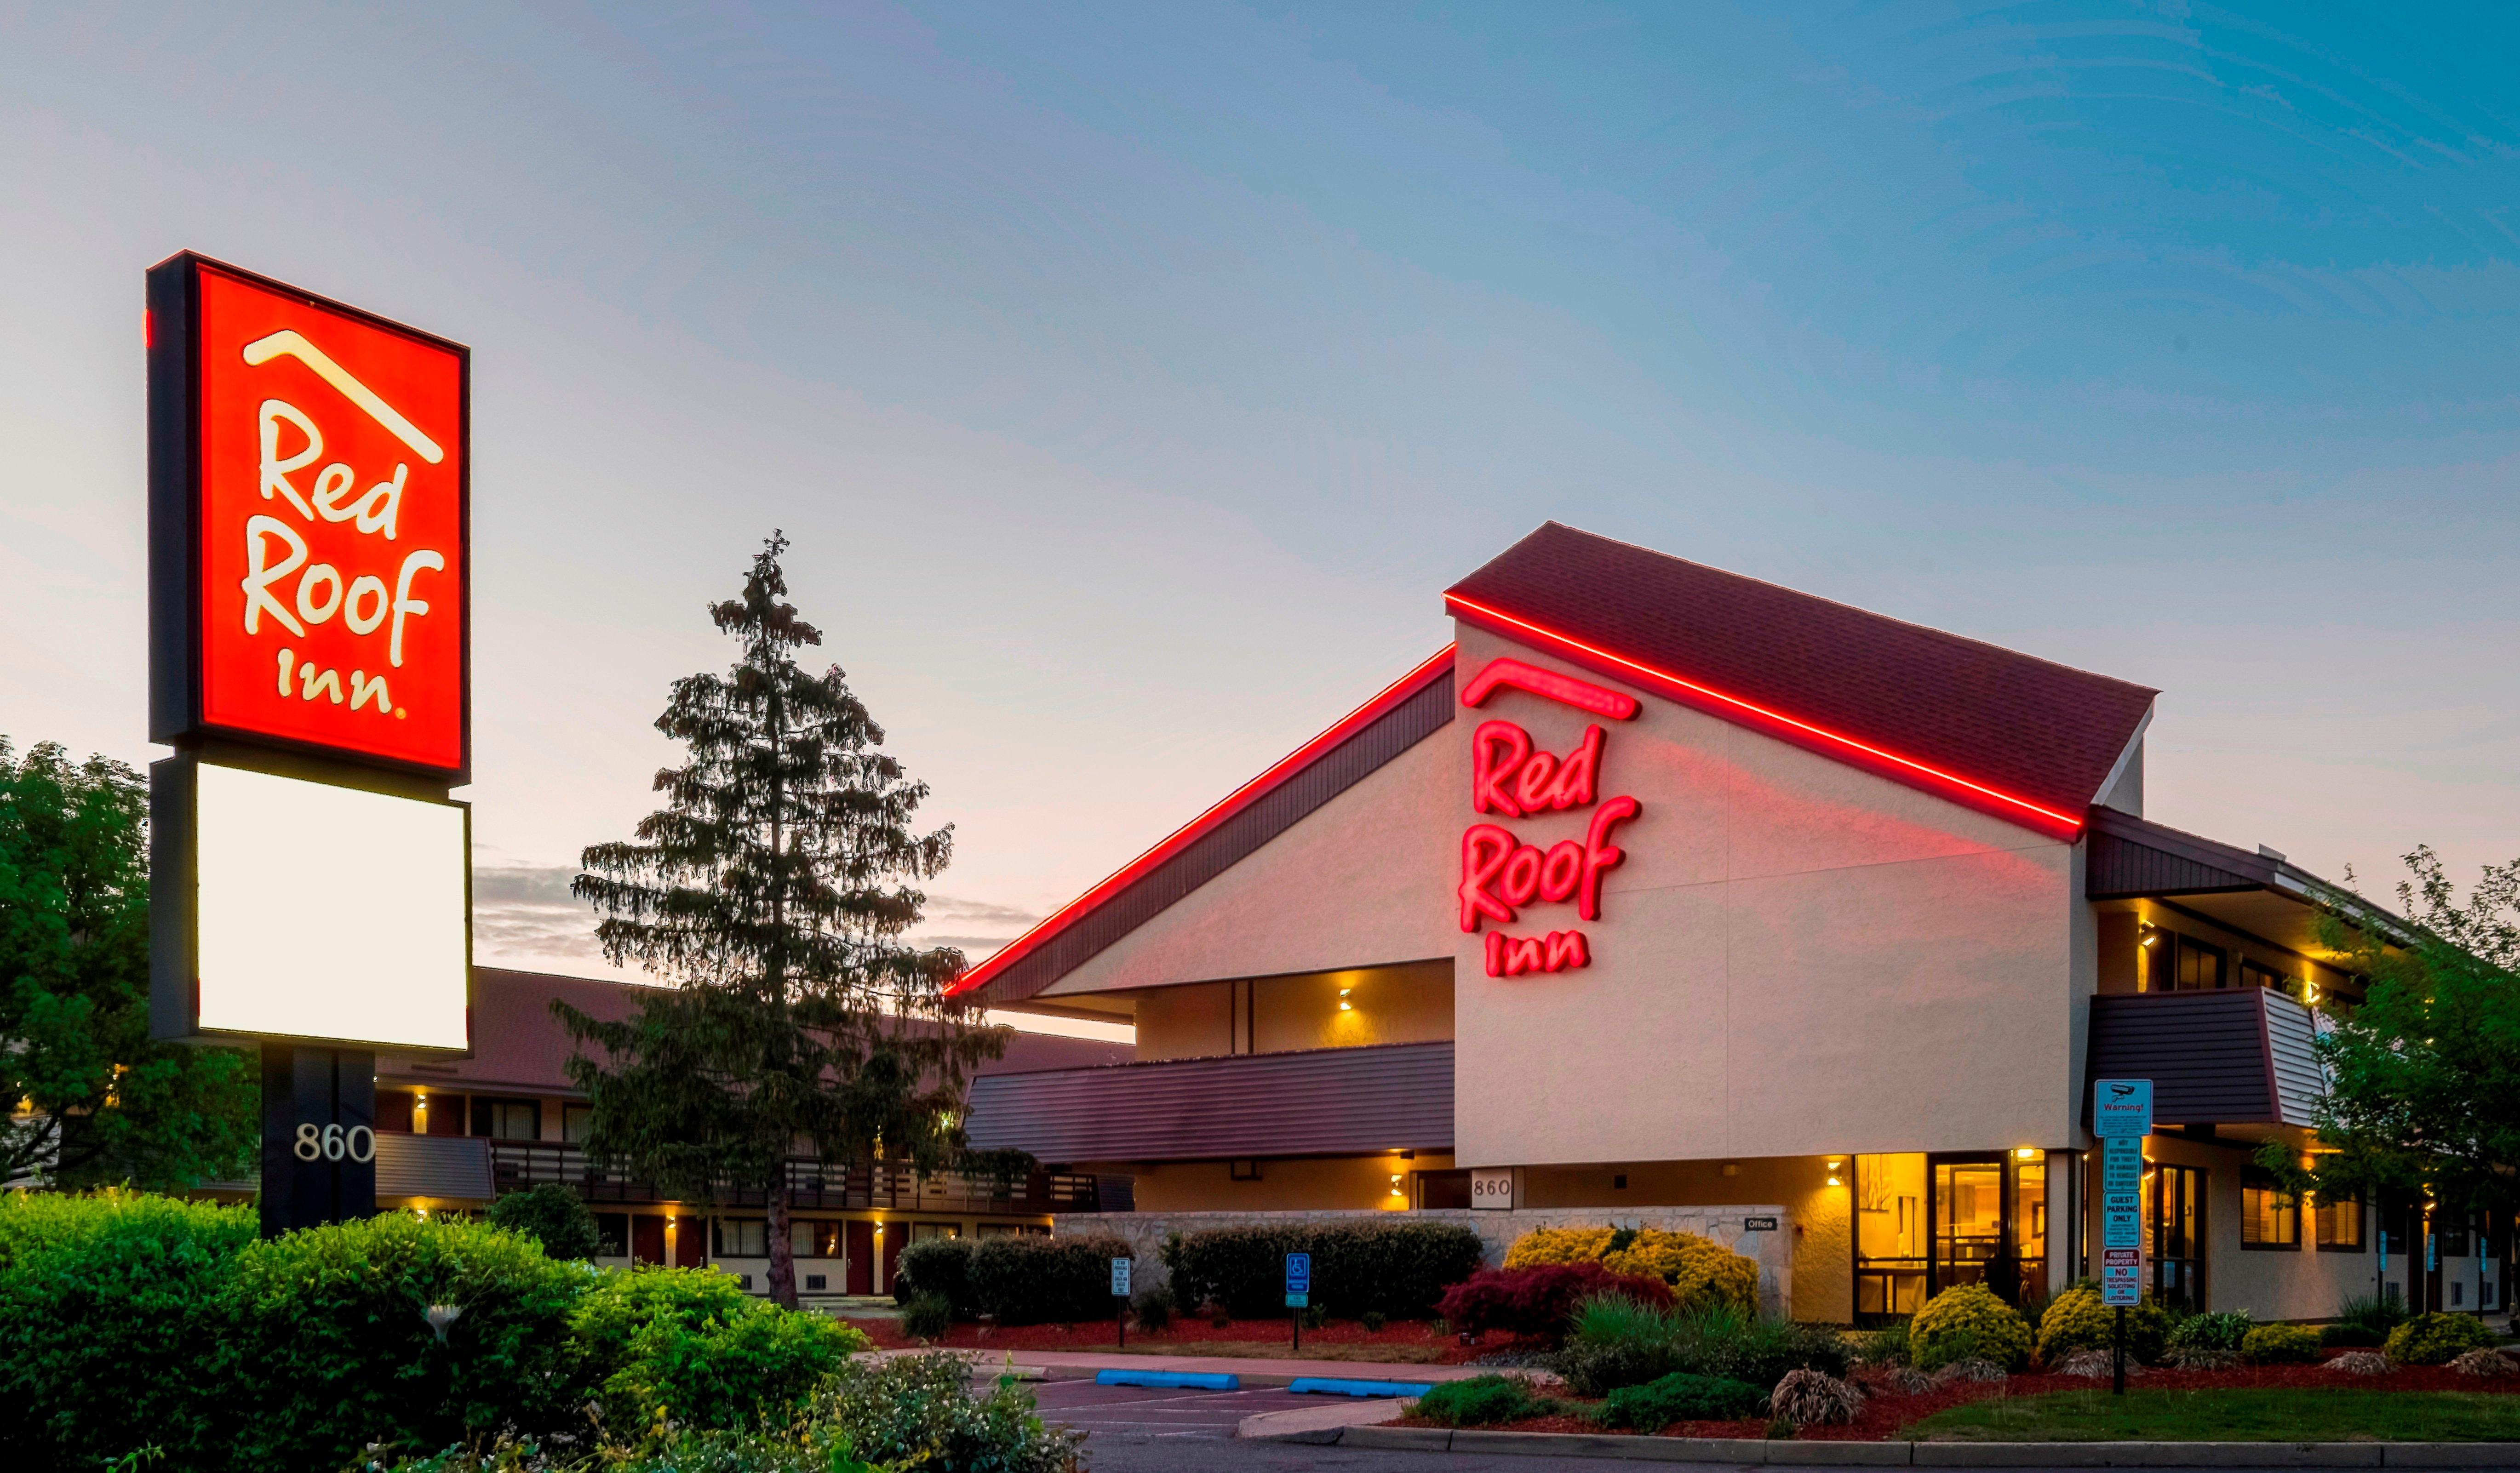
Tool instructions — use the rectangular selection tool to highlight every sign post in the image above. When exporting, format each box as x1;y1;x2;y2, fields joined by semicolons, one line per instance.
1111;1257;1131;1348
1285;1251;1311;1353
146;252;474;1237
2092;1078;2153;1395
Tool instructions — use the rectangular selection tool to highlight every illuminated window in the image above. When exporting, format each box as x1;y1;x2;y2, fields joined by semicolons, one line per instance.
714;1219;769;1257
2314;1194;2365;1251
2242;1175;2301;1249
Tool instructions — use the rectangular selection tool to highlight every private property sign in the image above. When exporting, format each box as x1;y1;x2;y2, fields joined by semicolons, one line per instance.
149;252;470;779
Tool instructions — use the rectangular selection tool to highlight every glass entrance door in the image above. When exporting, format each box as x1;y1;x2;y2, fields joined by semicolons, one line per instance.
1929;1152;2049;1307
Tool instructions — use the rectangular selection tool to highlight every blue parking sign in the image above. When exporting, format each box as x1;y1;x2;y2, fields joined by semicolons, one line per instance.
1285;1252;1311;1294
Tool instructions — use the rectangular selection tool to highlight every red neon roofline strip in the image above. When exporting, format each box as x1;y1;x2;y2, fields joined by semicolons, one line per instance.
1445;594;2086;836
948;644;1460;997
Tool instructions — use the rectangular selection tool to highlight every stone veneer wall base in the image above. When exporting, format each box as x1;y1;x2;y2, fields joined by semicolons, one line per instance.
1054;1205;1795;1319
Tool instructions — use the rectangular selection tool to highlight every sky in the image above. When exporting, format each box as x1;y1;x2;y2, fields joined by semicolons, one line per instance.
3;2;2515;999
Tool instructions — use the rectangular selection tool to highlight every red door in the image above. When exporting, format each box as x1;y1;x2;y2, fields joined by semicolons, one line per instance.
673;1214;706;1268
631;1215;665;1266
845;1220;875;1295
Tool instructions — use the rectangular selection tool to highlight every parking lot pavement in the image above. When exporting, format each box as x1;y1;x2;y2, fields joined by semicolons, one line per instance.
1027;1376;1320;1440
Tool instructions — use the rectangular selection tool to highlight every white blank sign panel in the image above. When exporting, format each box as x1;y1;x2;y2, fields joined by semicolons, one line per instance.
195;762;470;1050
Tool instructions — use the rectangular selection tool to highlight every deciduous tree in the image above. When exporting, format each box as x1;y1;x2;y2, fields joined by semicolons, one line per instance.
0;739;256;1188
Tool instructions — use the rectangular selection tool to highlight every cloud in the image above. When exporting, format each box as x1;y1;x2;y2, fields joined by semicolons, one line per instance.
471;864;604;961
916;893;1042;929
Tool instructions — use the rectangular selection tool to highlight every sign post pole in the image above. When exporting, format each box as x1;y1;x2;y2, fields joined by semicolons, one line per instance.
1284;1252;1311;1354
1111;1257;1131;1350
2092;1078;2153;1397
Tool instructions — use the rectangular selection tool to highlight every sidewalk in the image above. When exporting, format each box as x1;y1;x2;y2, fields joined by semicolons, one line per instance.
877;1345;1517;1387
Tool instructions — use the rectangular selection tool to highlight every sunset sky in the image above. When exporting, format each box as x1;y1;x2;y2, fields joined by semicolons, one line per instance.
5;4;2514;1002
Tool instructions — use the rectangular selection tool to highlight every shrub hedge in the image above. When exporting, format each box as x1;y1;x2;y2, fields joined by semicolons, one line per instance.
968;1233;1135;1325
1909;1283;2033;1371
896;1237;978;1316
1436;1262;1672;1339
1498;1224;1757;1312
2239;1322;2323;1365
1162;1220;1483;1319
2386;1312;2497;1366
1;1192;871;1473
1414;1373;1549;1427
1594;1371;1767;1430
2035;1285;2166;1365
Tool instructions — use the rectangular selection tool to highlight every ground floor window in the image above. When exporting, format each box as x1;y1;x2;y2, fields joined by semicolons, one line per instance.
977;1222;1050;1238
715;1218;769;1257
2314;1193;2365;1251
2146;1163;2205;1310
594;1212;629;1258
794;1219;844;1256
910;1221;960;1244
2242;1173;2301;1249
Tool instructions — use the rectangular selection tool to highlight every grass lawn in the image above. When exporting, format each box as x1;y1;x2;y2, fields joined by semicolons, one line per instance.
1903;1388;2520;1443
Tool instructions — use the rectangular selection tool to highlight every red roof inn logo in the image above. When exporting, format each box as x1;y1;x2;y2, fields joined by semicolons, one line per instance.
1457;658;1641;977
149;254;470;778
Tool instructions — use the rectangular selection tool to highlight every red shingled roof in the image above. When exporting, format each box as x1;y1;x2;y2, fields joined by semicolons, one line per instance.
1445;524;2155;835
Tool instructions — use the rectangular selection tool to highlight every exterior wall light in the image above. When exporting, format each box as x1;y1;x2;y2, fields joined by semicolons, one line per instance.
1825;1157;1844;1188
1339;987;1353;1011
2015;1147;2038;1160
1389;1174;1405;1197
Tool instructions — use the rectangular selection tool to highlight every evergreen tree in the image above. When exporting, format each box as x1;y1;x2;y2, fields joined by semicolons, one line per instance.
560;534;1005;1307
0;738;258;1188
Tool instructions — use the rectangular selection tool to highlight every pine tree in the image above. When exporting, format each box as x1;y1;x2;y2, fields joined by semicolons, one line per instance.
559;533;1004;1308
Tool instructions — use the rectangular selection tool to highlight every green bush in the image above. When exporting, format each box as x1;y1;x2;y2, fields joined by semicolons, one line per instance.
1593;1371;1767;1430
2386;1312;2497;1366
1853;1322;1910;1367
218;1212;591;1472
570;1266;864;1434
966;1233;1133;1325
1911;1283;2033;1371
485;1183;605;1261
2329;1293;2407;1346
0;1190;255;1471
1132;1284;1174;1330
901;1291;954;1341
1414;1373;1547;1427
1159;1219;1483;1319
2167;1310;2253;1355
2035;1286;2166;1365
2240;1322;2323;1365
1553;1297;1847;1397
812;1350;1083;1472
896;1237;977;1316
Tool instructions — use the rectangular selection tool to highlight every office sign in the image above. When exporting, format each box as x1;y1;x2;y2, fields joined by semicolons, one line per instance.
149;252;470;780
2092;1079;2153;1139
2101;1247;2142;1307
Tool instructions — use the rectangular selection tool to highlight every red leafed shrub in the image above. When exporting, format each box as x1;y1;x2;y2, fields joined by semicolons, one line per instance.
1437;1262;1673;1340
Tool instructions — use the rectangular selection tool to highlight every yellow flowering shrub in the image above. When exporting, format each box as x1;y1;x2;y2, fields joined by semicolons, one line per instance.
1600;1230;1758;1312
1502;1226;1616;1269
1909;1282;2033;1371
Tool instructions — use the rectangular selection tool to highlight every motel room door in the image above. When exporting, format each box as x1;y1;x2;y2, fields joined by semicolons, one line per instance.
845;1220;876;1296
631;1215;666;1267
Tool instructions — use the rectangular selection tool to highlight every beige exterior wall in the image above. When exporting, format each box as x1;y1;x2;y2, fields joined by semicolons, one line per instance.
1130;959;1454;1061
1040;730;1458;997
1450;625;2086;1170
1130;1153;1452;1212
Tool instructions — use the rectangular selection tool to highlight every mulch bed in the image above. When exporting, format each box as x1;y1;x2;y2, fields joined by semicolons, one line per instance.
1402;1357;2520;1442
844;1315;1538;1365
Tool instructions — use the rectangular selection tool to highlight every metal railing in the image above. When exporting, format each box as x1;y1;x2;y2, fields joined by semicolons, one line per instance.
484;1139;1094;1214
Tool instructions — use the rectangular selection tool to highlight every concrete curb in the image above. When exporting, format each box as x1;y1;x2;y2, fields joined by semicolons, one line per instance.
1237;1399;1413;1444
1242;1424;2520;1468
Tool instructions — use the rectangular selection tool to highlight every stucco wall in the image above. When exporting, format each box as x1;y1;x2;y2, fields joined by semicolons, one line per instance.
1450;626;2083;1168
1041;730;1458;995
1054;1204;1796;1318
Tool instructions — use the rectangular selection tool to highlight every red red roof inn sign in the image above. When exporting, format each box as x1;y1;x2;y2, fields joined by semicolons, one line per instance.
147;254;472;1078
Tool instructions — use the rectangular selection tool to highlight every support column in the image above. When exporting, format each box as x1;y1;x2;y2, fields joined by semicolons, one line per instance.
260;1044;378;1237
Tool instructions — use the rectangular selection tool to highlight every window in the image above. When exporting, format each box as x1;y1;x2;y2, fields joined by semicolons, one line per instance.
2174;936;2227;990
2147;1164;2205;1310
472;1098;539;1140
593;1213;630;1258
2242;1176;2301;1249
562;1105;594;1144
793;1220;842;1257
2314;1194;2365;1251
2238;959;2292;994
910;1222;959;1244
714;1219;769;1257
978;1222;1023;1239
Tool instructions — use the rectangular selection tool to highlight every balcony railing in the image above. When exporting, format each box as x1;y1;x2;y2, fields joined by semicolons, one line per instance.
484;1139;1096;1215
